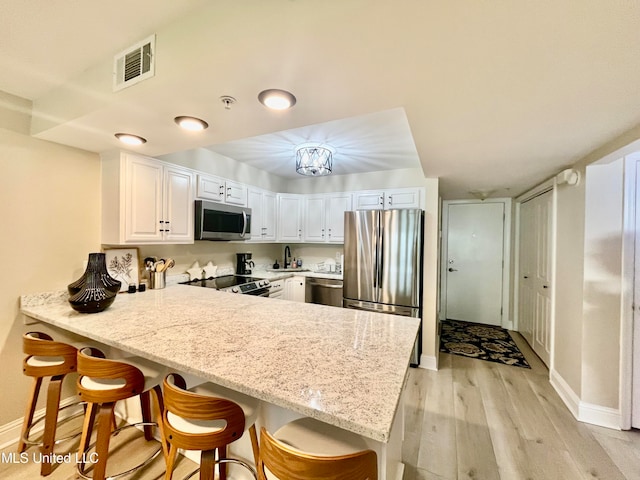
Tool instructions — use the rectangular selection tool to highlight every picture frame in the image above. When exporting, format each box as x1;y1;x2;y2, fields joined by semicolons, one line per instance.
103;247;140;292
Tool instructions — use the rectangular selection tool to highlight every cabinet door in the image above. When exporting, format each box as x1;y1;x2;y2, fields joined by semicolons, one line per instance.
196;174;225;202
284;276;305;302
247;188;263;242
225;180;247;206
163;166;194;242
277;195;303;242
354;191;385;210
385;188;421;209
303;196;327;242
125;155;164;242
326;193;352;242
262;192;277;241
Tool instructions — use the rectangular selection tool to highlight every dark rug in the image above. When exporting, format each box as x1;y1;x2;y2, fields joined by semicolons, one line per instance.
440;319;531;368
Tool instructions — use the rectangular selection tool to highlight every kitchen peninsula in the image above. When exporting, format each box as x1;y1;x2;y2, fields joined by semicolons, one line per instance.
20;285;419;479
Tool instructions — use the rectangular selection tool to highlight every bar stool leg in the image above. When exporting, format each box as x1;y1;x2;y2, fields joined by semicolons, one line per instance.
78;401;97;470
18;377;43;453
40;375;64;476
92;403;115;480
139;390;154;440
150;385;168;458
249;424;259;469
165;444;179;480
200;449;216;480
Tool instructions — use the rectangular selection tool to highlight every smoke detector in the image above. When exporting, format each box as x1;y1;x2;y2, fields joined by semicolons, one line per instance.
113;35;156;92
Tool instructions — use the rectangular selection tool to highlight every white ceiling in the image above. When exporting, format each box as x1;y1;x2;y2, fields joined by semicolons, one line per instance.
1;0;639;198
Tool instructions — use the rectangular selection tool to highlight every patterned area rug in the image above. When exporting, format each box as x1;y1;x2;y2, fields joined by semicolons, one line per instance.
440;319;531;368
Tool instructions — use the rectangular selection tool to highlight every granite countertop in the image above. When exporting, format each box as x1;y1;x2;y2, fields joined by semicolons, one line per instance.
20;285;418;442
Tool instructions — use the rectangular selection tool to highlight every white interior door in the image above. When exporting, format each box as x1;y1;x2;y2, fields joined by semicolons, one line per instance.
518;190;552;366
444;202;505;326
633;164;640;428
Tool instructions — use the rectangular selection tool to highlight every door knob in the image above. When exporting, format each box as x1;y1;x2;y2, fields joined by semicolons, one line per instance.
448;267;458;272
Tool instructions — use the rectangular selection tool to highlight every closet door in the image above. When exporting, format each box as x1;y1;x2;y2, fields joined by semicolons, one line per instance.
518;190;552;366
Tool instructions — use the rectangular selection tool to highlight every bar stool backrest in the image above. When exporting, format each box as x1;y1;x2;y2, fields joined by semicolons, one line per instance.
76;347;145;404
162;373;246;451
23;331;77;377
257;427;378;480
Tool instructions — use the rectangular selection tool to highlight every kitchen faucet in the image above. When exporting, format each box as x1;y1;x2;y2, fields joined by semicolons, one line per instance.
284;245;291;268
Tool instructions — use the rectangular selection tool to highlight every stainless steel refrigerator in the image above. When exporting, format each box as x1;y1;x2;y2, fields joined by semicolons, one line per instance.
343;209;424;366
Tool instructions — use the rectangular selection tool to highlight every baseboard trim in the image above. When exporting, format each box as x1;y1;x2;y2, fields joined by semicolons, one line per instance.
578;402;622;430
550;368;621;430
0;396;79;451
549;368;580;419
418;354;438;371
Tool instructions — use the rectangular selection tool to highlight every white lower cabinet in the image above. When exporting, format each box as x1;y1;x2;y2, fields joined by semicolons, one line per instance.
102;152;194;244
284;276;306;302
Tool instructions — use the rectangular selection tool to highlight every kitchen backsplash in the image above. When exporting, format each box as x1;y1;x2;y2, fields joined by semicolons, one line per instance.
134;243;343;278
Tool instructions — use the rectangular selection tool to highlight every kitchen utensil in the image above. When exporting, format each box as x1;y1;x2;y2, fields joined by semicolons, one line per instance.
153;259;165;272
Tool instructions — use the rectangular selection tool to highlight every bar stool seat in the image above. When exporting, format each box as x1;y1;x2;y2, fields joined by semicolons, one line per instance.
19;331;83;477
162;373;260;480
76;347;167;480
258;417;377;480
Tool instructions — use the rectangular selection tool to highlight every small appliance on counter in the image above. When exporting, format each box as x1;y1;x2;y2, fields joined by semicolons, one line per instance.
236;252;255;275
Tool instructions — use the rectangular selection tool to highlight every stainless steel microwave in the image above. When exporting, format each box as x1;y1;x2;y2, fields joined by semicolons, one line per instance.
194;200;251;241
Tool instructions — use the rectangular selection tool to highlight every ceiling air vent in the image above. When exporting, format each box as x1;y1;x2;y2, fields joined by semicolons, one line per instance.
113;34;156;92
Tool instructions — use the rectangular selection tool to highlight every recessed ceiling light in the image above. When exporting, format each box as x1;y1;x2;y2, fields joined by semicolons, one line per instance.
258;89;297;110
115;133;147;145
174;116;209;131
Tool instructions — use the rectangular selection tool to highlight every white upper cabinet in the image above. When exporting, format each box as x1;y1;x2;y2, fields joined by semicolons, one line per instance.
304;193;352;243
196;173;247;206
354;187;423;210
303;195;327;242
102;152;194;244
326;193;352;242
247;187;277;242
277;194;304;242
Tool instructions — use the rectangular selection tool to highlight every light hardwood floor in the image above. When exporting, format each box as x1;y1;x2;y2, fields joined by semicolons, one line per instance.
2;332;638;479
403;332;640;480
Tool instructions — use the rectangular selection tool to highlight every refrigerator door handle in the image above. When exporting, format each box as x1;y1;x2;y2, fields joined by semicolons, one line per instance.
378;225;384;288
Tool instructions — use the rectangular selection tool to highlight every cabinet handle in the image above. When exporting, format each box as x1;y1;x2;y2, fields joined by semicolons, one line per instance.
388;196;393;206
219;185;224;196
379;195;384;205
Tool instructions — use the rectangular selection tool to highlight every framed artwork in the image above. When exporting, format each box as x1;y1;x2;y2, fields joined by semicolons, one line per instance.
104;247;140;292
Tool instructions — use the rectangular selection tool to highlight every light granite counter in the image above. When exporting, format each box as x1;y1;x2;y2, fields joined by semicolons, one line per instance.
20;285;418;444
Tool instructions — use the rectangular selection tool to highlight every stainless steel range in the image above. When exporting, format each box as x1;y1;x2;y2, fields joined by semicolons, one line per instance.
182;275;271;296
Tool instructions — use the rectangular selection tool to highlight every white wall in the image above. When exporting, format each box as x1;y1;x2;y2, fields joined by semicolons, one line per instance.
0;92;102;425
582;159;624;408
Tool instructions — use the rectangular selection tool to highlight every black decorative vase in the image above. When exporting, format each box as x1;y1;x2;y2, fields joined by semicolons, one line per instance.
68;253;121;313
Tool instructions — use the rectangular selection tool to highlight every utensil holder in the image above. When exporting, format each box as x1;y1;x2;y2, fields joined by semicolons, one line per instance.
149;271;166;290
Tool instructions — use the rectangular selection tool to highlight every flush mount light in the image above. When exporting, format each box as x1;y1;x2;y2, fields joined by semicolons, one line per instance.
295;143;334;176
258;89;297;110
174;116;209;131
115;133;147;146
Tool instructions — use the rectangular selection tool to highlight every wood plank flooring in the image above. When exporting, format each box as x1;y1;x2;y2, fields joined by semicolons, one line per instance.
2;331;638;479
404;331;640;480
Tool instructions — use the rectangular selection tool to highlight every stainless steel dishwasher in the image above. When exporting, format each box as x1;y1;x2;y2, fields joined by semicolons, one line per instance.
305;277;343;307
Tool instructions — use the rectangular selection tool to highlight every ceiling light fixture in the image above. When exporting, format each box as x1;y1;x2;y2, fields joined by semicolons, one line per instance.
258;89;296;110
295;144;334;176
115;133;147;146
174;116;209;131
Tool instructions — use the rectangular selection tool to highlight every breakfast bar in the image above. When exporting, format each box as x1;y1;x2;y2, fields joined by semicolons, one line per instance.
20;285;420;480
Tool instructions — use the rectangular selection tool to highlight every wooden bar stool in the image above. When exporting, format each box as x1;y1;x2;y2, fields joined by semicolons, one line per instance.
257;417;377;480
19;331;83;476
76;347;167;480
162;373;260;480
